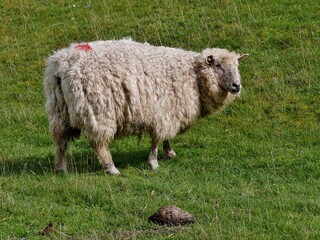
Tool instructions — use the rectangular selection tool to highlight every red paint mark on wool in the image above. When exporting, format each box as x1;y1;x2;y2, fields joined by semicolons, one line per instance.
75;43;92;51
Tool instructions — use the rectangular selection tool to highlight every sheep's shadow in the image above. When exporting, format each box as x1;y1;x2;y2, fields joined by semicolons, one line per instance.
0;148;159;176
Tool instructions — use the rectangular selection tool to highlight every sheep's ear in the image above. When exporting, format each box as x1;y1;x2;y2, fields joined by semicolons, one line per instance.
206;55;215;65
238;54;249;62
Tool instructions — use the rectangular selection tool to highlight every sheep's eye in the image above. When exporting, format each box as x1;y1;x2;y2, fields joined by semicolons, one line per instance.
215;64;222;70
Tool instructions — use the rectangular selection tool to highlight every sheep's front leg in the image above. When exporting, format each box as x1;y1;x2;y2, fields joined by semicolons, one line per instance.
92;143;120;175
148;139;159;170
163;140;176;159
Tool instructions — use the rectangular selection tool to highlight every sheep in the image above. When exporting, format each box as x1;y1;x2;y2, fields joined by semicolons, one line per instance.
44;39;248;175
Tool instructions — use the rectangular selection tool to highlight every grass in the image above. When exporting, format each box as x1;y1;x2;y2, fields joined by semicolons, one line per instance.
1;0;320;239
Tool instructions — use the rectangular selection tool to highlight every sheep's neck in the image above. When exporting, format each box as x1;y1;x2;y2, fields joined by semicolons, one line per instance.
198;77;235;117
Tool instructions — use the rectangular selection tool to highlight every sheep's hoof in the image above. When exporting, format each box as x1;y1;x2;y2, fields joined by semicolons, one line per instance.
104;165;120;175
149;160;159;170
55;162;67;173
165;150;176;159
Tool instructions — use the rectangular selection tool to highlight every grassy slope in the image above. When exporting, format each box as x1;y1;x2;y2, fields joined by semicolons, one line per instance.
0;0;320;239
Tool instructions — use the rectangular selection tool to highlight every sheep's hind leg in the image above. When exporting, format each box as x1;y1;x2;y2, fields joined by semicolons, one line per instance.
148;139;159;170
163;140;176;159
54;136;68;173
53;128;80;173
92;143;120;175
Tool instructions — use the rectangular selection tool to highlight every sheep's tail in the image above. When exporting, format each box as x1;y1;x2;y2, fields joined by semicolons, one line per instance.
43;58;69;135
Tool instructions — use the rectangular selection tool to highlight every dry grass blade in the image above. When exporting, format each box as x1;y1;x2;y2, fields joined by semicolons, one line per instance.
39;223;54;236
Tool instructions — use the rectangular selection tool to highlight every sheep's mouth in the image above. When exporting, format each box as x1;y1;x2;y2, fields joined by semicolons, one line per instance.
228;84;241;94
229;88;241;94
219;85;241;94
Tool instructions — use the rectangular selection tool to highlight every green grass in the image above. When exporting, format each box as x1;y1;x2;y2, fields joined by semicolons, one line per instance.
1;0;320;239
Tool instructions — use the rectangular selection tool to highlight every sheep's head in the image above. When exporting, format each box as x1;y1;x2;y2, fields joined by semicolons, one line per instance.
197;49;249;96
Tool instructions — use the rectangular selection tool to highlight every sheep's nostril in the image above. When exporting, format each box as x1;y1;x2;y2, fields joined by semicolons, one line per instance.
232;83;240;88
232;83;241;91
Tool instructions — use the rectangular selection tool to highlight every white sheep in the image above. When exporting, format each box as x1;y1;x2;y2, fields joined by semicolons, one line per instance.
44;39;248;175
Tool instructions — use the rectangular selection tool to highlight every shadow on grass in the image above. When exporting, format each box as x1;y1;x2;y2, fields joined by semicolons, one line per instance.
0;149;152;176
